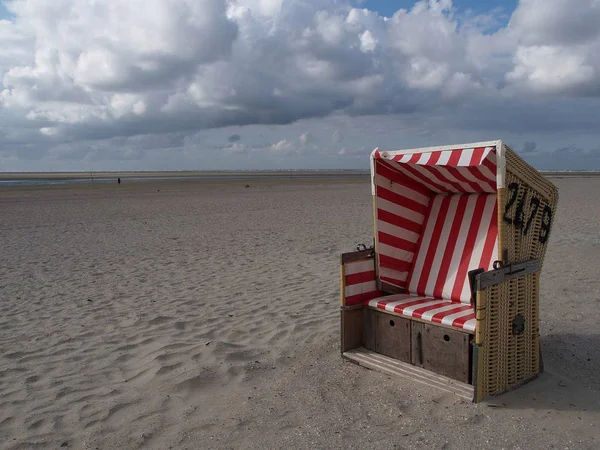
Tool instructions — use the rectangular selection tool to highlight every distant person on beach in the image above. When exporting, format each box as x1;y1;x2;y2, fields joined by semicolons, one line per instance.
117;177;121;185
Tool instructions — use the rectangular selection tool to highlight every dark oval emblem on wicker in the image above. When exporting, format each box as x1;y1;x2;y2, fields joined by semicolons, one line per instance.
512;314;526;335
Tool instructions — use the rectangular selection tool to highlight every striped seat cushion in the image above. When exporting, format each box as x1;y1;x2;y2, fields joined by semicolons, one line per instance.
407;193;498;304
366;294;476;332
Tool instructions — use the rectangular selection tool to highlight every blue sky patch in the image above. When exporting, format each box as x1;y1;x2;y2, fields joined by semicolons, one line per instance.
355;0;518;21
0;1;14;21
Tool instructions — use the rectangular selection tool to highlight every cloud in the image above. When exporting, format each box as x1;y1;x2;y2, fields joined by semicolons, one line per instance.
509;0;600;47
554;145;585;154
269;139;295;154
521;144;600;171
0;0;600;170
332;130;343;144
110;94;147;118
221;142;247;155
505;0;600;95
506;46;597;95
521;141;537;153
217;138;301;157
338;146;368;156
359;30;377;52
299;132;312;146
1;0;498;139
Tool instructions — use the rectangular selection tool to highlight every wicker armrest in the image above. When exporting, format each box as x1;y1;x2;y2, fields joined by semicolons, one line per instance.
476;260;540;291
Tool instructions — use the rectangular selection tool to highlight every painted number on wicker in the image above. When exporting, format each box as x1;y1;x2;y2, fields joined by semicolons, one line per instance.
503;182;552;243
539;204;552;243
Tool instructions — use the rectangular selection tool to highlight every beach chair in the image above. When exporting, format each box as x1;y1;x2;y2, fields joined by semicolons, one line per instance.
340;140;559;402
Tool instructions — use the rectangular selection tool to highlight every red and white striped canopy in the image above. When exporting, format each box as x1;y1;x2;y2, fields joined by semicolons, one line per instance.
371;141;504;194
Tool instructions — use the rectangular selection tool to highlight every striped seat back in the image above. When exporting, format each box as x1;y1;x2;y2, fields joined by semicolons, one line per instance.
406;193;499;304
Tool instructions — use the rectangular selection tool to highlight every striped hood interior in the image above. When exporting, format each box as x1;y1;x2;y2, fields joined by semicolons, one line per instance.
372;145;500;304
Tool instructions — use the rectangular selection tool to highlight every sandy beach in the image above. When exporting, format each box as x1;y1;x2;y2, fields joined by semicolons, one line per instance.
1;177;599;450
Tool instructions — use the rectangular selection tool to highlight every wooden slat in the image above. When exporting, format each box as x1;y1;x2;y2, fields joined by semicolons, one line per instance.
473;343;483;402
340;263;346;307
378;280;404;294
379;140;501;157
341;304;364;311
362;308;376;351
343;348;474;401
341;309;362;353
341;249;375;264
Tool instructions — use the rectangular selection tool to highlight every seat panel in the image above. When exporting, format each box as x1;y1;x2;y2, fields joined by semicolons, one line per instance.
366;293;476;332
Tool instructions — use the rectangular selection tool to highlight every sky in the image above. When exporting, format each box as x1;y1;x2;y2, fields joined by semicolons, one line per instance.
356;0;518;23
1;0;600;172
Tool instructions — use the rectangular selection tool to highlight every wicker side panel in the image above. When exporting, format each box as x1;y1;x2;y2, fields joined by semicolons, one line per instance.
475;272;540;399
505;147;558;201
498;147;559;266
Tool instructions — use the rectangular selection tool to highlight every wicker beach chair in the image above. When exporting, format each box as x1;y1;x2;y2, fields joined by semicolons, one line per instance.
340;140;559;402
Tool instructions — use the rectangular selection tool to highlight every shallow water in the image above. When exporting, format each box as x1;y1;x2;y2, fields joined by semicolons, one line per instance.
0;173;369;187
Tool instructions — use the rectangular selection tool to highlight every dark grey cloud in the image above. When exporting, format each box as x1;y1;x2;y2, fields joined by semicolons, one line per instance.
554;145;585;154
440;97;600;134
524;146;600;171
228;134;241;142
521;141;537;153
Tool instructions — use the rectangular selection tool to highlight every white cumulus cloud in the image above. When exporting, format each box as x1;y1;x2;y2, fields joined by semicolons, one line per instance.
505;0;600;95
0;0;599;170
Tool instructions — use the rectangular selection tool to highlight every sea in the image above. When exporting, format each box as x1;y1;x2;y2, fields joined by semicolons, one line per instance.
0;172;370;187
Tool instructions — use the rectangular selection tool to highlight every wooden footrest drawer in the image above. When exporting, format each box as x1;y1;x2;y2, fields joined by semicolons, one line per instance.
363;309;411;363
411;322;472;384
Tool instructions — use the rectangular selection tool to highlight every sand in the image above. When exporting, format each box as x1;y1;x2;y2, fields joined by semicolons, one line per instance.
1;177;599;450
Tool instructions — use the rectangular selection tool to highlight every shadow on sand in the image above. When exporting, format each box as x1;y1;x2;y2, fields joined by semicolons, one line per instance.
482;333;600;412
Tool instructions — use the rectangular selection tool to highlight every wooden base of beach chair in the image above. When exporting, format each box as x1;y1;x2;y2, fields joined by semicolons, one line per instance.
361;308;471;381
411;322;472;384
343;347;474;401
340;308;363;353
362;309;411;363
